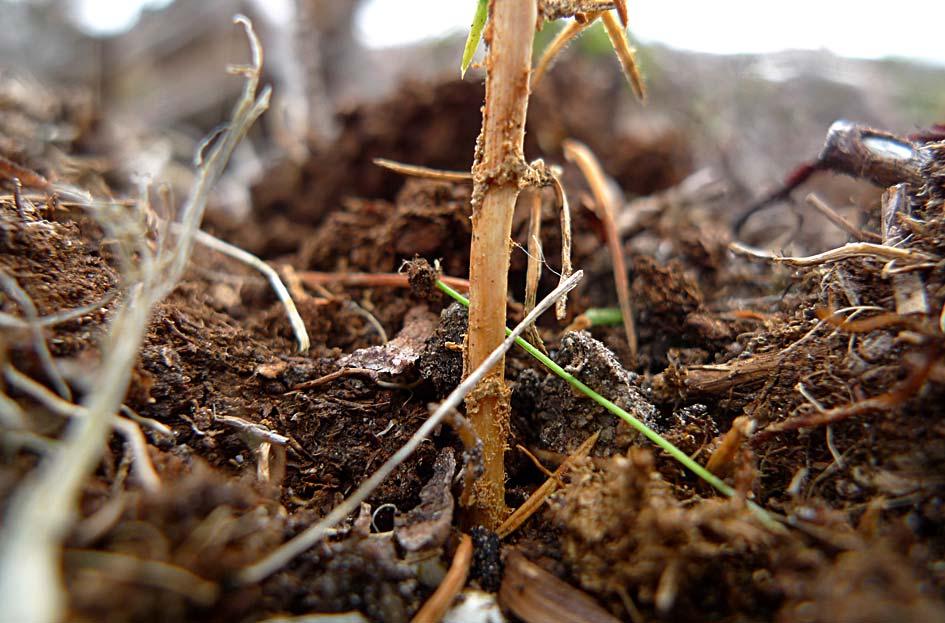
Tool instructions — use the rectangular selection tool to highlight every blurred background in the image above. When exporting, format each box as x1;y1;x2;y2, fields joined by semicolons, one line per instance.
1;0;944;242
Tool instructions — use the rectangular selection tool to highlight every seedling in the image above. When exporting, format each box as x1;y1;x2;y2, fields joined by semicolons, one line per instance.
461;1;645;528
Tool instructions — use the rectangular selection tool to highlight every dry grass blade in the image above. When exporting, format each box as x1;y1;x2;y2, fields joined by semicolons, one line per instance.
550;172;573;321
298;270;471;292
601;11;645;101
0;16;269;622
410;534;473;623
0;268;72;400
373;158;473;182
236;270;584;585
532;14;600;90
563;139;637;361
183;226;310;352
497;430;599;539
729;240;937;267
522;188;547;353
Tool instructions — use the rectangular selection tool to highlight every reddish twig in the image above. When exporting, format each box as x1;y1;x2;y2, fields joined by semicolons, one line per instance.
410;535;473;623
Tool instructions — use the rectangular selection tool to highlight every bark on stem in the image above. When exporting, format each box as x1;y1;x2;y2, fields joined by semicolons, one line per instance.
464;0;537;529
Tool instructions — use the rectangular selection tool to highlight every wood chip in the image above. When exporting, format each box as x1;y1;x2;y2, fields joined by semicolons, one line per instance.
499;552;620;623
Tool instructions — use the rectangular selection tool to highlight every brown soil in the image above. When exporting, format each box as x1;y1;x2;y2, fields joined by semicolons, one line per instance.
2;60;945;623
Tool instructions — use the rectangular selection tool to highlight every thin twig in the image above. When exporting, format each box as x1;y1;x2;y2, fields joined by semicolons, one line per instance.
563;139;637;361
805;193;881;242
498;430;599;539
410;534;473;623
373;158;472;183
298;270;471;292
237;270;584;585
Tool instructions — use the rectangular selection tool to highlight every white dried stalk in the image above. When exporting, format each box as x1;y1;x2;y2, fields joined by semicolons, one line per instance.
730;240;937;267
237;269;585;585
0;16;269;622
4;365;161;492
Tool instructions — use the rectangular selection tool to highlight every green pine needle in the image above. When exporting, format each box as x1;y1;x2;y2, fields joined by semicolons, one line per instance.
584;307;623;326
435;278;780;530
461;0;488;78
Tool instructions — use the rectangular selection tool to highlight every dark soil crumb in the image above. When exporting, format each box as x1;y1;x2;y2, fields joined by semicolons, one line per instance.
513;330;658;456
405;256;438;301
470;526;503;593
418;302;467;399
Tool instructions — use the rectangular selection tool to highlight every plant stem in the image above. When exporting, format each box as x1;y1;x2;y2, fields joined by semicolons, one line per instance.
464;0;537;529
438;279;782;532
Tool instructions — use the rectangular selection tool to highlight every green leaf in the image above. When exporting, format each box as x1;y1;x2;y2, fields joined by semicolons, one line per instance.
461;0;488;79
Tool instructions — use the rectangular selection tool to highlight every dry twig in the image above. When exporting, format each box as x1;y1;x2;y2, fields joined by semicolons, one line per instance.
373;158;472;183
498;430;599;539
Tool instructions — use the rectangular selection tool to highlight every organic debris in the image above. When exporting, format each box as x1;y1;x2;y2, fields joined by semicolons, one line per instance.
2;9;945;623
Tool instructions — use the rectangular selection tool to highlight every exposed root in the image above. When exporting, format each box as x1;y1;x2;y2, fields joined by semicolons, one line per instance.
183;226;310;352
4;365;162;492
756;348;937;441
0;289;117;330
805;193;881;242
63;550;218;605
0;16;270;621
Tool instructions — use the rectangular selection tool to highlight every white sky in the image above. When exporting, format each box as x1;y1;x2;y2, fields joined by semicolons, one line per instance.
70;0;945;66
356;0;945;65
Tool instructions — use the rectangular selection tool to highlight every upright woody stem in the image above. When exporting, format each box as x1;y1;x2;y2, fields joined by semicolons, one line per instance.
464;0;537;529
